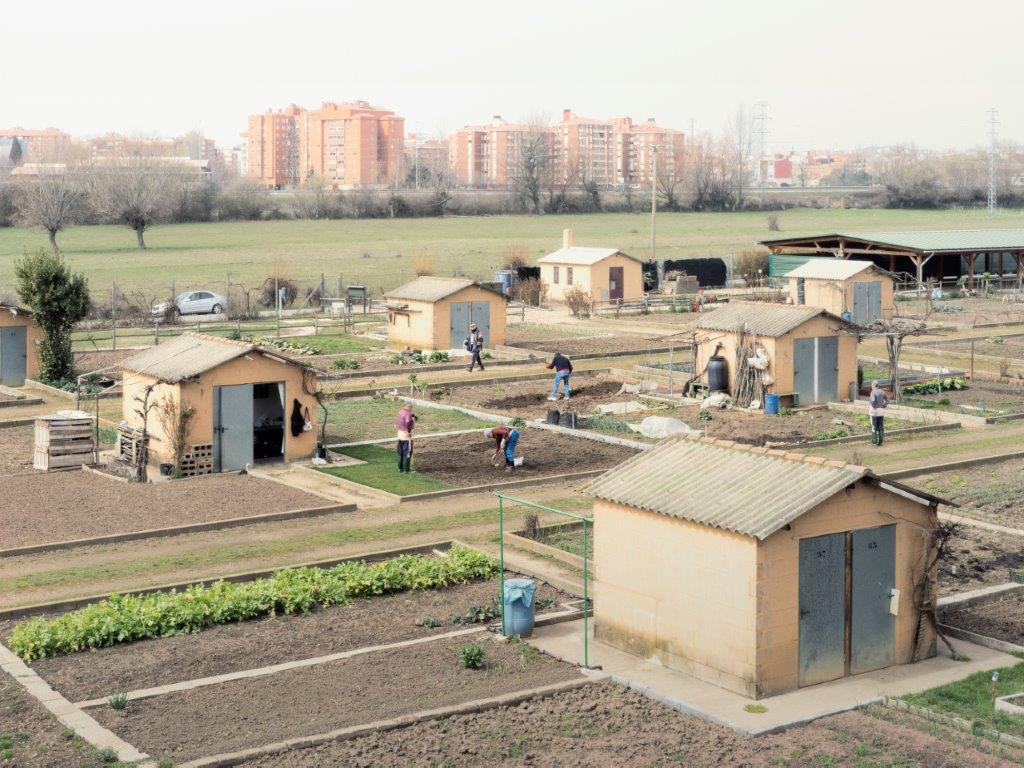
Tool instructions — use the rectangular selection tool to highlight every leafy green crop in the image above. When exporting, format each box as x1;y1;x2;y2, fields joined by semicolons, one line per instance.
7;546;498;661
902;377;967;395
459;643;487;669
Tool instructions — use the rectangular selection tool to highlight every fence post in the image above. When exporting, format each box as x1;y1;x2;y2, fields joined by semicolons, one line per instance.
314;315;319;335
154;322;159;346
195;318;200;334
111;282;117;351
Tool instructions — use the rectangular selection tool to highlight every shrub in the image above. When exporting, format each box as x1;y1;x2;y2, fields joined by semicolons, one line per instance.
459;643;486;669
411;253;436;276
259;276;297;308
8;546;498;661
733;250;770;286
562;286;593;318
331;358;360;370
509;417;526;428
428;351;450;363
107;692;128;711
452;597;501;625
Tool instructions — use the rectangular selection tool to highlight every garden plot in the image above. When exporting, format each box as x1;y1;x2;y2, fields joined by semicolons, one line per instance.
896;296;1024;327
939;525;1024;597
907;336;1024;361
506;335;657;356
898;378;1024;417
73;348;134;376
916;459;1024;529
943;591;1024;647
234;682;1016;768
449;373;639;421
0;472;327;550
323;396;490;444
0;425;35;475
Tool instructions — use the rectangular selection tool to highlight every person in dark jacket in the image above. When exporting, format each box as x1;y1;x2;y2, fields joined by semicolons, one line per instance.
546;352;573;400
484;426;520;471
869;380;889;446
465;323;485;372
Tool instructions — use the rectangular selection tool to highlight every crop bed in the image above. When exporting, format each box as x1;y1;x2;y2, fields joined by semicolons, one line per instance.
0;472;326;549
0;425;35;476
898;378;1024;416
916;459;1024;529
506;335;656;356
908;337;1024;360
449;374;636;421
940;525;1024;597
234;682;1017;768
943;591;1024;647
897;296;1024;327
73;348;133;376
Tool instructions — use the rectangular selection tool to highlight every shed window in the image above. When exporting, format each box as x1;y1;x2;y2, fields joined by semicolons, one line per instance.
553;266;560;285
567;267;574;285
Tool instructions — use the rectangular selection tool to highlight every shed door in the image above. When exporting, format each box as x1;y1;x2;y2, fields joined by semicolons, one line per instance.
449;302;470;349
793;336;839;404
0;326;27;386
853;281;882;324
214;384;253;472
470;302;491;346
609;267;624;300
816;336;839;402
799;532;847;687
793;338;815;405
850;525;896;675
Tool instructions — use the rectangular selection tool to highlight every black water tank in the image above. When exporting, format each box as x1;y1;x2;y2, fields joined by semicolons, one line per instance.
707;356;729;392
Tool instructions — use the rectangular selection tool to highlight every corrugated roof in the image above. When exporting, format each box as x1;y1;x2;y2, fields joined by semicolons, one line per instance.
121;333;280;383
537;246;641;266
695;302;833;337
786;259;878;281
760;229;1024;253
0;302;31;317
384;276;504;303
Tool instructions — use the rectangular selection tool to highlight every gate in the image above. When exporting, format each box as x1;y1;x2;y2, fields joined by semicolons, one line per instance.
798;533;847;687
853;281;882;324
214;384;254;472
0;325;27;386
850;525;896;674
449;302;470;349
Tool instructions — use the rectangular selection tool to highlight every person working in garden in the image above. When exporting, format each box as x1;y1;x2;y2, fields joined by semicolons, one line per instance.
484;425;520;471
545;351;573;401
396;403;418;473
465;322;485;372
869;380;889;446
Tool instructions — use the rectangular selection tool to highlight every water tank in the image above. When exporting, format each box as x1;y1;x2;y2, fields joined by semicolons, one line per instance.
707;355;729;392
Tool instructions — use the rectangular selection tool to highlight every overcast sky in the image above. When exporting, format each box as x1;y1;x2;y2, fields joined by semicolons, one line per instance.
6;0;1020;151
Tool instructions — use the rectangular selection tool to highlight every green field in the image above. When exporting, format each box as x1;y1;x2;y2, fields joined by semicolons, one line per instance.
2;208;1022;298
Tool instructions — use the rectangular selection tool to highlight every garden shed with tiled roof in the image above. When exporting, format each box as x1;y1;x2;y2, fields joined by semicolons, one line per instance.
587;434;947;698
383;276;508;351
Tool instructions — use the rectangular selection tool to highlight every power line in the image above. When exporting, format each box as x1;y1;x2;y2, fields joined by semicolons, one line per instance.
753;102;771;204
987;108;999;218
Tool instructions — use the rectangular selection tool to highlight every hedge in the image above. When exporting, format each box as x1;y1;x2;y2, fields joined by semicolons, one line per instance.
7;546;498;662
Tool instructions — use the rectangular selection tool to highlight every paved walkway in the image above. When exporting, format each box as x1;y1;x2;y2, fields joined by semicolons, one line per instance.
526;620;1018;736
249;463;394;509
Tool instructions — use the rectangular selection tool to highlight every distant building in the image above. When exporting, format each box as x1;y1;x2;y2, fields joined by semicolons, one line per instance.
245;105;302;189
296;101;404;188
448;116;544;189
0;128;71;163
405;133;450;185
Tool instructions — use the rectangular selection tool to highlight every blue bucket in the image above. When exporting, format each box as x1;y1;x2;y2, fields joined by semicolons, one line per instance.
764;393;780;415
502;578;537;637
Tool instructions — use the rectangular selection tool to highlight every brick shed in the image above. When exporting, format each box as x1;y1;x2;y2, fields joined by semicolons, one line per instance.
588;435;946;698
786;259;895;322
0;302;42;386
694;302;858;405
383;277;508;351
538;229;644;303
121;333;318;473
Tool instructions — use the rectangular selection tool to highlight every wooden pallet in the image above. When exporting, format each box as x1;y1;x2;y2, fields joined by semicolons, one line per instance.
34;414;96;471
116;423;147;466
180;443;214;477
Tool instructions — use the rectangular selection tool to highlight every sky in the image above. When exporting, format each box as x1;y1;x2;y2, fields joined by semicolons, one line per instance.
5;0;1021;152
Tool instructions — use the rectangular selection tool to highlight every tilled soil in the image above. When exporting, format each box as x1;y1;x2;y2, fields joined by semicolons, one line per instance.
916;459;1024;529
674;405;884;447
237;682;1018;768
902;379;1024;414
412;429;637;485
943;591;1024;646
72;348;132;376
912;338;1024;359
939;525;1024;596
18;578;566;703
451;374;632;420
0;472;327;549
897;297;1024;327
93;633;581;763
508;335;655;356
0;425;35;476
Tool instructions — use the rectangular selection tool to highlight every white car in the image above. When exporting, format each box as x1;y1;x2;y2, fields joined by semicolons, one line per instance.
152;291;228;318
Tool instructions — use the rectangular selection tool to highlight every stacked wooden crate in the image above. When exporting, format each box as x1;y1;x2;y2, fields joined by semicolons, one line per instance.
34;413;96;470
116;423;146;466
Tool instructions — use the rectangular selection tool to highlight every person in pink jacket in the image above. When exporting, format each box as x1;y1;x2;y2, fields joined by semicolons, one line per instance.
396;403;418;473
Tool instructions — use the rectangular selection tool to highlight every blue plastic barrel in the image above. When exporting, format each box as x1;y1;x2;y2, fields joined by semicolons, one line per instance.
502;578;537;637
764;393;780;415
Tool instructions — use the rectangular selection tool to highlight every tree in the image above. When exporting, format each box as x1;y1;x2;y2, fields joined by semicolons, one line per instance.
724;106;754;207
8;138;22;166
15;171;83;251
14;248;90;382
845;317;929;400
511;119;554;215
88;157;177;248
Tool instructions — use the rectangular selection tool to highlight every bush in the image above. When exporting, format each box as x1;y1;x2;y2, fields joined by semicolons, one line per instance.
331;358;360;370
733;250;770;286
8;546;498;661
512;277;547;307
260;276;297;308
562;286;593;318
459;643;486;670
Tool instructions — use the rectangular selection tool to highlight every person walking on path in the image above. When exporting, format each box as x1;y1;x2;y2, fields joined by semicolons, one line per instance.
869;380;889;446
485;425;520;471
396;403;418;473
465;323;485;372
546;351;573;401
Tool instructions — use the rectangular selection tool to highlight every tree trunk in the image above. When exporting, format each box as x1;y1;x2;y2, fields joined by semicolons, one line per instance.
135;225;147;249
48;229;59;252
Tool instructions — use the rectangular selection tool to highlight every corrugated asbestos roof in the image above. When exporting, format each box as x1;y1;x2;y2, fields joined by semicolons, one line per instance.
785;259;877;281
384;276;504;303
121;333;285;383
537;246;641;266
760;229;1024;253
695;302;832;337
0;302;32;317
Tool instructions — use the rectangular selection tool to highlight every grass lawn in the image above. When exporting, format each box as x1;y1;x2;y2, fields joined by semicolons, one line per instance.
319;444;452;495
903;662;1024;737
4;209;1022;298
324;398;489;444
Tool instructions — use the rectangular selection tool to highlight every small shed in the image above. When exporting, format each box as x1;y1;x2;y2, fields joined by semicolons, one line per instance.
786;259;894;322
383;277;508;351
538;229;644;303
588;434;945;698
120;333;318;473
695;302;857;405
0;302;42;386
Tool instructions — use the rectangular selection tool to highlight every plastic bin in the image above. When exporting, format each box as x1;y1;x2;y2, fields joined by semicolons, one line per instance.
502;578;537;637
764;393;780;415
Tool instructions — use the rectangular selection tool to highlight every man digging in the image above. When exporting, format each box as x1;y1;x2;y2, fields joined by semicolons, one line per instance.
484;425;520;472
545;351;573;401
869;380;889;446
396;402;418;473
465;322;485;372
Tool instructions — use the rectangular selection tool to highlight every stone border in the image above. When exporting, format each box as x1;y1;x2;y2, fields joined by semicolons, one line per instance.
0;416;38;429
827;400;981;427
937;622;1024;657
0;641;147;762
329;368;615;401
0;502;356;560
937;582;1024;612
0;540;455;621
504;524;587;572
884;696;1024;750
883;449;1024;479
502;343;677;362
177;675;605;768
0;395;43;409
397;470;607;503
322;354;534;380
24;378;121;400
774;421;958;449
327;428;485;449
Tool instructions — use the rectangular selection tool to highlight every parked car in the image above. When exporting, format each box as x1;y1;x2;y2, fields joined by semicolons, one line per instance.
152;291;228;318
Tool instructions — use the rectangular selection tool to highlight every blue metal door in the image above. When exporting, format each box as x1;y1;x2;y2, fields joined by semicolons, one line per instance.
851;525;896;675
816;336;839;403
470;302;491;346
793;338;815;405
214;384;253;472
449;302;470;349
0;325;27;386
799;532;847;687
853;282;882;324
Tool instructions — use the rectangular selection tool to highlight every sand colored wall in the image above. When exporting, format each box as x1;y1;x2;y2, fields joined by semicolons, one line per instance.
594;499;760;697
789;272;895;320
387;285;507;351
122;352;317;466
755;481;937;697
693;327;778;398
0;310;42;381
541;255;643;302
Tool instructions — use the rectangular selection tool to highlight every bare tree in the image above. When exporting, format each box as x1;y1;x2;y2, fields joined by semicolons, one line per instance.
88;157;178;249
15;170;82;251
723;106;754;208
511;117;554;215
844;317;929;400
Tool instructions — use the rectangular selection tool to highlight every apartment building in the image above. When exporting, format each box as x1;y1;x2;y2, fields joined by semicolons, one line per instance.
613;117;686;186
405;133;450;184
296;101;404;188
246;106;301;189
448;117;547;188
0;128;71;162
555;110;615;186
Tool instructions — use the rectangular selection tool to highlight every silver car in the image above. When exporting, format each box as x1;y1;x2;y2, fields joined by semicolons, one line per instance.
152;290;228;318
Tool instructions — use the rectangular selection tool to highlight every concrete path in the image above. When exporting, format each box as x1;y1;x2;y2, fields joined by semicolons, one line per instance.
250;463;394;509
526;619;1019;736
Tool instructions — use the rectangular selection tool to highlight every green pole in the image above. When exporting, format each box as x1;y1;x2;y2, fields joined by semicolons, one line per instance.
499;495;506;636
583;518;589;669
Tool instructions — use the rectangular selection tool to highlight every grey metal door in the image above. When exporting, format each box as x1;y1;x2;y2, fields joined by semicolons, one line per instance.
470;302;491;346
214;384;253;472
853;282;882;324
799;532;847;687
850;525;896;675
793;338;815;405
449;302;470;349
0;326;27;386
816;336;839;403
